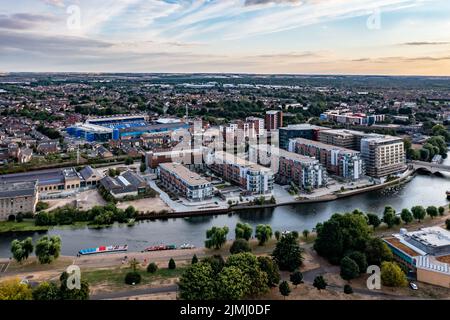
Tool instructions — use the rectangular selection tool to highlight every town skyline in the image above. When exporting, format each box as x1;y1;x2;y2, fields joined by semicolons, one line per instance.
1;0;449;75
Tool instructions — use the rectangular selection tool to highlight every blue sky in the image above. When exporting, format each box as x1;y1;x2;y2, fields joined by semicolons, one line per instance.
0;0;449;74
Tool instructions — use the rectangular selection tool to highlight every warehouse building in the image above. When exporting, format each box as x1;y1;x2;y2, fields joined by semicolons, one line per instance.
0;181;39;220
99;170;148;199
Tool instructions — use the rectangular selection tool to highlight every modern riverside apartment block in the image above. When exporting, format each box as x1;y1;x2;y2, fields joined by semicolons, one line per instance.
360;135;406;178
249;144;327;190
207;151;274;195
288;138;364;180
158;162;213;201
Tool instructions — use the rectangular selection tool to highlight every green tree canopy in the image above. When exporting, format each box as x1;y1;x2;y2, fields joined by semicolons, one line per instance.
257;256;280;287
32;281;60;300
179;263;216;300
10;237;34;263
35;236;61;264
411;206;426;222
279;281;291;299
400;209;413;224
205;226;229;249
381;262;407;287
255;224;273;246
235;222;253;241
272;233;304;271
229;239;251;254
365;238;393;266
340;256;360;280
216;266;251;300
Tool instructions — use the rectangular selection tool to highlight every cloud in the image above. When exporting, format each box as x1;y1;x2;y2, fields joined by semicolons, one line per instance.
0;13;58;30
401;41;450;46
42;0;65;7
244;0;301;6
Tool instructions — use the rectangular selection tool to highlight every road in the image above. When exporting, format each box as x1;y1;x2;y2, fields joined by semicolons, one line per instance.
91;284;177;300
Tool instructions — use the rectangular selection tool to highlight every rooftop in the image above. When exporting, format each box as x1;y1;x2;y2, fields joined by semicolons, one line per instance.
159;162;210;186
291;137;360;154
405;227;450;248
213;151;273;173
252;144;318;165
0;181;37;199
281;124;329;130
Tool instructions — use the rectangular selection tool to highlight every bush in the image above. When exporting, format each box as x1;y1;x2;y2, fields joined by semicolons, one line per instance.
168;258;176;270
340;256;360;280
191;254;198;264
147;263;158;273
125;271;141;285
344;284;353;294
230;239;251;254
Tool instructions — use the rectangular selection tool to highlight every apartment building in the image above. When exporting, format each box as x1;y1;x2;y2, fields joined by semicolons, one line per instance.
360;135;406;178
158;162;213;201
0;181;39;220
249;144;327;190
265;110;283;131
207;151;274;195
279;124;329;150
288;138;364;180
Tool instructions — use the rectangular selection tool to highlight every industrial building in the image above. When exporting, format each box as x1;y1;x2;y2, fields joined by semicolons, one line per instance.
207;151;274;195
249;144;327;190
288;138;364;180
99;170;148;199
67;115;189;142
0;181;39;220
0;166;103;198
158;162;213;201
384;227;450;288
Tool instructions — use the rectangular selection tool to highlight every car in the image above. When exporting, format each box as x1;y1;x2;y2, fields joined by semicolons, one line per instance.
409;282;418;290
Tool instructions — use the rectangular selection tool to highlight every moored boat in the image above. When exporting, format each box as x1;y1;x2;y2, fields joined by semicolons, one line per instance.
144;244;177;252
180;243;195;250
79;244;128;255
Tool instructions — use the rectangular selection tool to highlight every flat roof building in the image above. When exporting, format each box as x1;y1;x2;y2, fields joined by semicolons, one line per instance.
158;162;212;201
279;124;329;150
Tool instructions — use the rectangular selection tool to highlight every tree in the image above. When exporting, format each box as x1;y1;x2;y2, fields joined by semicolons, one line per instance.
32;281;60;300
59;271;90;300
168;258;176;270
340;256;360;280
365;238;393;266
125;157;134;165
446;219;450;230
0;278;32;300
225;252;269;296
216;266;251;300
346;251;368;273
255;224;273;246
191;254;198;264
35;236;61;264
438;206;445;216
279;281;291;300
344;284;353;294
257;256;280;287
124;206;136;218
302;229;310;240
381;262;407;287
366;213;381;228
10;237;34;263
147;262;158;273
202;255;225;275
314;213;371;264
140;162;146;173
383;206;396;228
179;263;216;300
400;209;413;224
313;275;327;290
291;231;299;239
125;271;141;285
426;206;438;219
205;226;229;249
235;222;252;241
411;205;426;222
272;233;303;271
230;239;251;254
274;230;281;241
290;270;303;288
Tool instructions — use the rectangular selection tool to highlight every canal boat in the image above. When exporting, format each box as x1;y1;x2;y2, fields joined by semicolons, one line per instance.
180;243;195;250
144;244;177;252
78;245;128;255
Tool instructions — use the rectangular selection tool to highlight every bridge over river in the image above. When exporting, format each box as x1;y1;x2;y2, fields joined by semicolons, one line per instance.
411;161;450;174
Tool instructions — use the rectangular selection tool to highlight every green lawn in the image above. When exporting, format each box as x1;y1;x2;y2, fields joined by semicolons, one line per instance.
82;266;186;290
0;220;49;233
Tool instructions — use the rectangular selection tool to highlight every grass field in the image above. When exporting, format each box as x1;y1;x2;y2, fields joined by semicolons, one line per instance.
0;220;49;233
82;265;186;291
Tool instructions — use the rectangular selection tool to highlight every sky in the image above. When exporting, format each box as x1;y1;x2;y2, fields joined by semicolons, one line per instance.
0;0;449;75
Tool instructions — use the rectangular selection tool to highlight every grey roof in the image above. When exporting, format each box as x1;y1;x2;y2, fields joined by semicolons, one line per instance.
0;181;37;199
79;165;95;180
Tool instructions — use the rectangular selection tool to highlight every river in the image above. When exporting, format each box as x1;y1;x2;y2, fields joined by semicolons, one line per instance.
0;156;449;258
